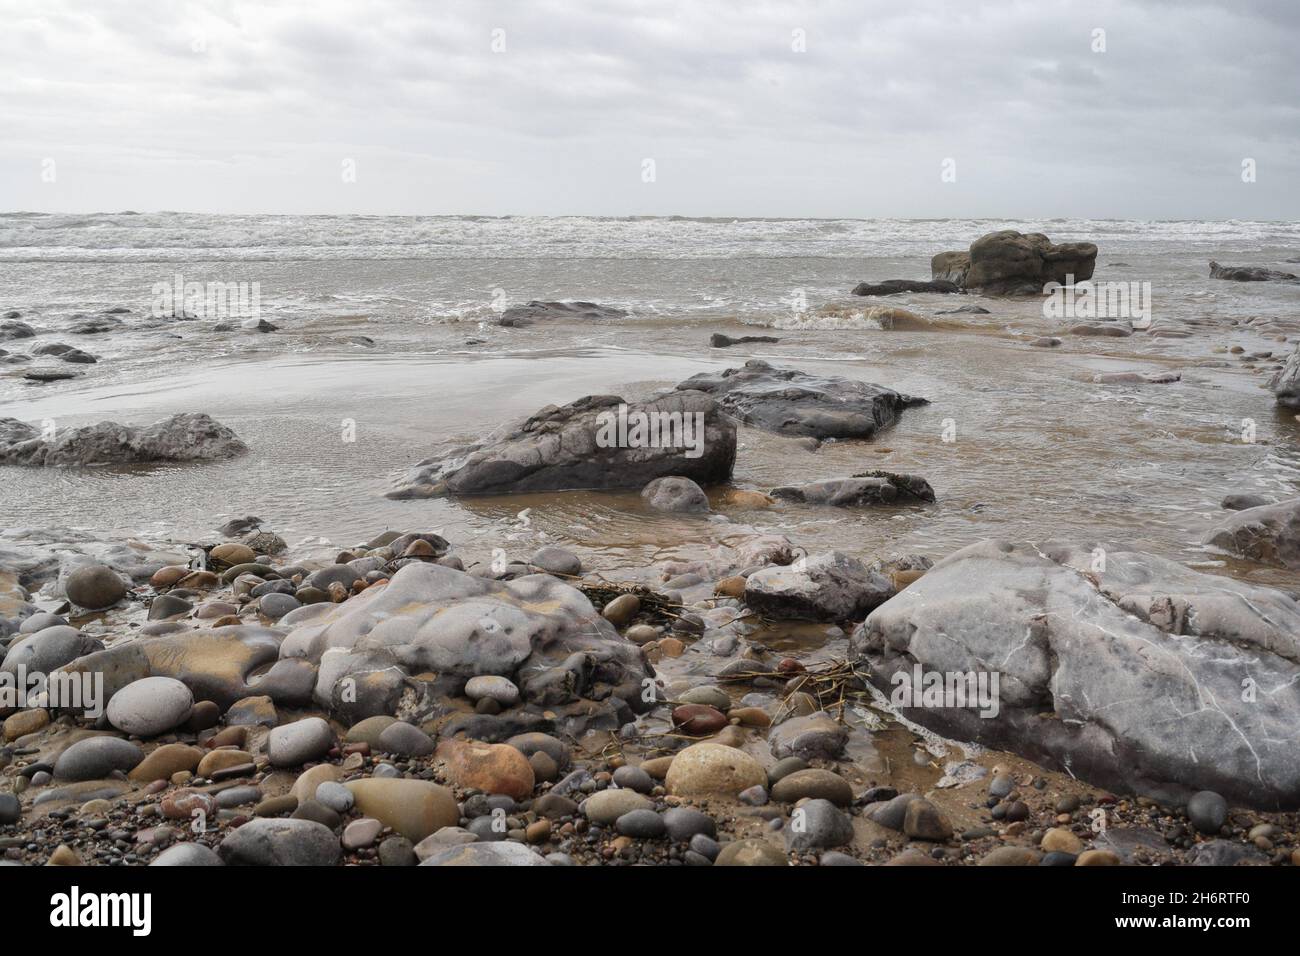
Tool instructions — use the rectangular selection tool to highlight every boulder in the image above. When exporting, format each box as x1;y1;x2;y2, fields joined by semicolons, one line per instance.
0;413;248;467
1204;497;1300;569
932;231;1097;295
676;360;927;440
641;476;710;513
388;391;734;498
770;472;935;507
852;539;1300;808
743;552;893;621
278;562;651;726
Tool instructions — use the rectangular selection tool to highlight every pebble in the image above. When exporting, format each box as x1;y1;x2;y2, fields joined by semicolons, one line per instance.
106;677;194;737
218;818;342;866
316;781;355;814
1186;790;1228;834
463;675;520;706
602;594;641;627
1040;827;1084;854
65;564;127;610
346;778;459;842
377;721;435;757
770;768;853;806
903;799;953;842
342;817;383;850
268;717;334;767
581;789;653;825
664;743;766;798
611;765;654;794
529;546;581;576
787;799;853;851
715;839;788;866
53;737;144;781
615;809;666;839
150;843;223;866
379;836;418;866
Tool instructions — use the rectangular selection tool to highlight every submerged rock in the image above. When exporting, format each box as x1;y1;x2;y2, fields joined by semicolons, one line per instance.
389;391;735;498
496;300;627;327
853;539;1300;808
1209;261;1298;283
0;413;248;467
770;471;935;507
710;333;779;347
676;360;927;440
850;279;960;296
1204;497;1300;568
641;476;710;513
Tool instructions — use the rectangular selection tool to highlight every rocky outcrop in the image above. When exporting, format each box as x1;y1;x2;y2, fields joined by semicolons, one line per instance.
497;301;627;327
278;562;654;728
770;471;935;507
0;413;248;467
675;360;927;441
850;279;960;296
852;539;1300;809
1271;344;1300;408
1209;261;1299;283
929;231;1097;295
388;391;735;498
1203;497;1300;569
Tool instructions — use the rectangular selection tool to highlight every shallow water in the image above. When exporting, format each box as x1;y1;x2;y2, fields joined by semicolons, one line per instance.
2;214;1299;590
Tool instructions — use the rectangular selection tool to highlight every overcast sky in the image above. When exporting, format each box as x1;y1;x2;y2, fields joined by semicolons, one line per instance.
1;0;1297;218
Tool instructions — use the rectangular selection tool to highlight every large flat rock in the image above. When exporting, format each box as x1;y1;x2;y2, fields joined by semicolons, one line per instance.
852;539;1300;809
675;360;927;440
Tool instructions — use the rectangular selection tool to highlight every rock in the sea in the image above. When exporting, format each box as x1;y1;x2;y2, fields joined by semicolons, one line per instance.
710;333;779;347
106;677;194;737
770;472;934;507
388;390;734;498
852;539;1300;808
496;300;626;327
64;564;127;610
744;552;893;621
933;231;1097;295
0;413;248;467
641;476;710;513
1209;261;1298;283
278;562;651;726
851;279;960;296
218;818;341;866
1204;497;1300;568
676;360;927;440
